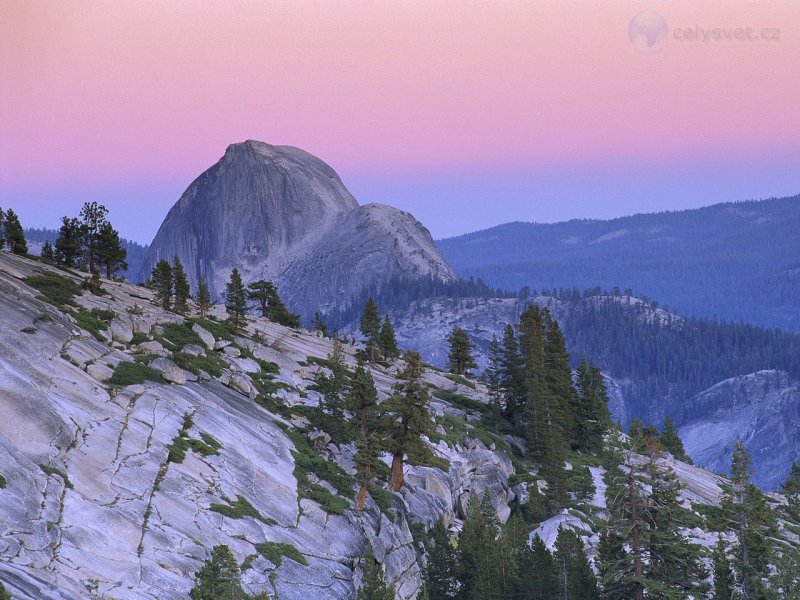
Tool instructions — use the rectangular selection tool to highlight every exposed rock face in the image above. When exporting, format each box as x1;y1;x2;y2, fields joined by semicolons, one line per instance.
679;370;800;490
141;140;455;317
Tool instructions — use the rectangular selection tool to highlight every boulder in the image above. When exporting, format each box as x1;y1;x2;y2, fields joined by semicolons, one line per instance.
138;340;168;357
149;357;187;384
108;318;133;343
222;345;241;358
182;344;205;357
87;362;114;382
192;323;216;349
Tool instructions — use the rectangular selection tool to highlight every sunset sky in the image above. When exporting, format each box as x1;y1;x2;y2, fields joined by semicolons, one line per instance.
2;0;799;243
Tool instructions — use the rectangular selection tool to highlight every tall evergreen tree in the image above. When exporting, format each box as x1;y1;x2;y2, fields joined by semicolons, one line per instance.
150;259;173;311
55;216;83;268
196;276;212;318
721;439;776;597
96;221;127;278
172;255;190;314
644;456;707;598
520;535;559;600
659;416;690;463
79;201;108;274
246;279;299;327
357;552;395;600
41;240;55;262
553;527;600;600
0;581;10;600
458;493;505;600
225;268;247;331
499;323;525;428
781;461;800;520
383;350;431;491
4;209;27;255
313;311;328;336
421;520;459;600
314;339;349;419
573;359;611;453
447;327;477;376
379;315;399;361
711;536;733;600
360;298;381;363
486;335;503;427
348;358;381;510
189;545;244;600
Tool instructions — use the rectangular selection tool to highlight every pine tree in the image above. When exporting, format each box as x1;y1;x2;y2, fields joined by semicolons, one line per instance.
246;280;299;327
499;323;525;428
781;461;800;520
0;581;10;600
150;259;173;310
189;545;244;600
41;240;55;262
225;268;247;331
520;535;559;600
422;520;459;600
346;358;381;510
711;536;733;600
573;359;611;453
313;311;328;336
379;315;399;361
644;456;707;598
172;255;190;314
0;207;5;249
196;276;212;318
486;335;503;428
659;416;690;463
4;209;27;255
360;298;381;363
721;440;776;597
357;552;395;600
314;339;349;421
96;221;127;278
55;216;83;267
79;201;108;274
553;527;599;600
447;327;477;376
458;493;504;600
383;350;431;491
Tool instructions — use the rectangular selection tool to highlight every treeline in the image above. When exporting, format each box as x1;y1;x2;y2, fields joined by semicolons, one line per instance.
483;304;612;510
25;226;148;281
550;293;800;423
324;274;514;329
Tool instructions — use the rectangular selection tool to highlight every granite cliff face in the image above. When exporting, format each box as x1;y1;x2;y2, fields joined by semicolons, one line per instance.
141;141;454;318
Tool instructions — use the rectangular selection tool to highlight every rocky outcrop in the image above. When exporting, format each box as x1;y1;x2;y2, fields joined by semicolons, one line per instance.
140;140;455;317
679;370;800;489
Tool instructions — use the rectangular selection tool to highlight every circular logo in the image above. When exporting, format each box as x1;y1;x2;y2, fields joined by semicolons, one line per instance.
628;11;668;54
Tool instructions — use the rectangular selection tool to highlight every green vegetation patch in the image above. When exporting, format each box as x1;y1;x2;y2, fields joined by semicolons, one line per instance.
369;486;395;521
254;541;307;567
167;413;222;463
171;351;226;378
433;389;486;414
189;317;236;342
130;332;149;345
0;473;6;488
158;322;204;349
24;272;81;307
74;310;109;342
39;463;73;489
445;373;476;389
210;495;276;525
109;361;164;386
89;308;116;322
288;430;353;515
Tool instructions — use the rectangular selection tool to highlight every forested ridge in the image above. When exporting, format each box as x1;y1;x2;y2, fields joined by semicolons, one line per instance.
438;196;800;332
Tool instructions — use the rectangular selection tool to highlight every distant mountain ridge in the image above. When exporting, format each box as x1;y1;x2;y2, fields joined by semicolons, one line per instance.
437;195;800;332
141;140;455;318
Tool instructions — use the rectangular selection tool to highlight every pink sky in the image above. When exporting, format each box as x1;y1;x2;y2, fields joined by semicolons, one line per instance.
1;1;799;242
